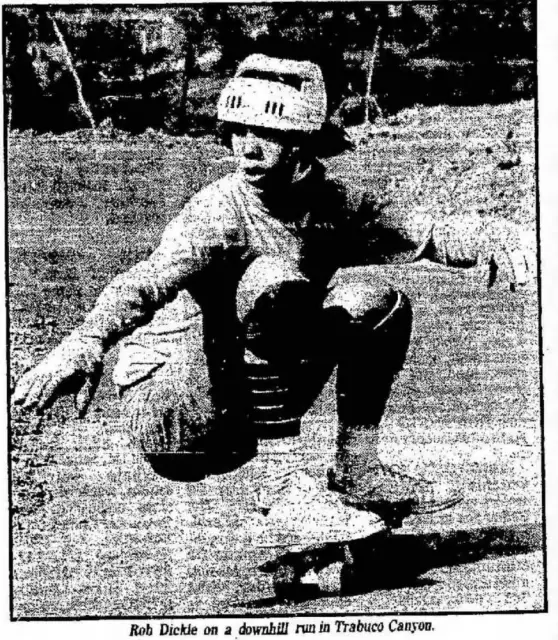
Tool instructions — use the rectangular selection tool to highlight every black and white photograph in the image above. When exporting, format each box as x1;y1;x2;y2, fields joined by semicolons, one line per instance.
4;0;552;628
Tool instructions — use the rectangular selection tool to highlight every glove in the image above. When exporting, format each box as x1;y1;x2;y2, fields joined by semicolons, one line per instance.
479;221;535;290
13;331;104;417
431;217;535;291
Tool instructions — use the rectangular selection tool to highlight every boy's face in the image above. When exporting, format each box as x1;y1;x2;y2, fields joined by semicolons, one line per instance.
231;125;303;188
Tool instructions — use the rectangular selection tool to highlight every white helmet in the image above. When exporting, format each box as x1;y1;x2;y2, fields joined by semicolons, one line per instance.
217;54;327;132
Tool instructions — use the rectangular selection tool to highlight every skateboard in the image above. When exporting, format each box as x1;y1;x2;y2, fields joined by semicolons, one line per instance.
257;501;414;601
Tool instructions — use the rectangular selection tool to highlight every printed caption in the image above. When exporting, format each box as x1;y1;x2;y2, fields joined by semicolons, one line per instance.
129;620;435;637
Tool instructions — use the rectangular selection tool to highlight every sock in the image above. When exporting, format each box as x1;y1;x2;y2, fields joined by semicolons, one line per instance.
336;424;382;486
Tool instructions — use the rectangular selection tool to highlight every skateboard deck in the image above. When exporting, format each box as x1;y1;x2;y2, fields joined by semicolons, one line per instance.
257;501;415;601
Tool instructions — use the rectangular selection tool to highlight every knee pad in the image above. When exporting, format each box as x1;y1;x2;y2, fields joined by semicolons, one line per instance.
237;256;323;361
326;282;412;367
236;256;308;324
324;281;399;327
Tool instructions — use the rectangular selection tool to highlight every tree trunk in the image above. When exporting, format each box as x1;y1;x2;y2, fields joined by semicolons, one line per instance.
6;35;12;131
140;24;149;122
364;24;383;124
180;40;193;124
49;14;96;129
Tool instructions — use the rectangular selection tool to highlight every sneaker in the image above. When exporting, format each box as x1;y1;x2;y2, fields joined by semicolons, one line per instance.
328;464;463;518
251;470;385;549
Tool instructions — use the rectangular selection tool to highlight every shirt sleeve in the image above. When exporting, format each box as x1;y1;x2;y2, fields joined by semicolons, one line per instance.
78;196;235;347
417;214;514;266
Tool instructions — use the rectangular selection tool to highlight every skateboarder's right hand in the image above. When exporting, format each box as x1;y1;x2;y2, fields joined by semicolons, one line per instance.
13;332;104;418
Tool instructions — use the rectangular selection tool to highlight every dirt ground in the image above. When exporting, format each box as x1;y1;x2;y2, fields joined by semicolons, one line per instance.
7;102;544;617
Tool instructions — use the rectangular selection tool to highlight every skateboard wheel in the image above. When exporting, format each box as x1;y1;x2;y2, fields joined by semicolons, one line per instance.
273;564;301;602
316;561;343;593
300;568;320;586
273;563;299;588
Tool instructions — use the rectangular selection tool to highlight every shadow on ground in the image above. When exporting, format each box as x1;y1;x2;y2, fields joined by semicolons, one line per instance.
242;523;542;607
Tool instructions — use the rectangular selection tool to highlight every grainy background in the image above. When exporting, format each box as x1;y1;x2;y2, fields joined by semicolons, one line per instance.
8;100;542;616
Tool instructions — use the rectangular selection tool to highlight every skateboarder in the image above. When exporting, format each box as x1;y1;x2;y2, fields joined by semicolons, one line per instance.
14;54;533;547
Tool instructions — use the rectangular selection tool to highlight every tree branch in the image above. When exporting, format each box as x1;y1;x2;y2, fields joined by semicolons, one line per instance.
49;13;96;129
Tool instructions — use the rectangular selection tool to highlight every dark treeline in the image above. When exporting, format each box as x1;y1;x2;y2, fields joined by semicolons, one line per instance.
4;2;535;134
